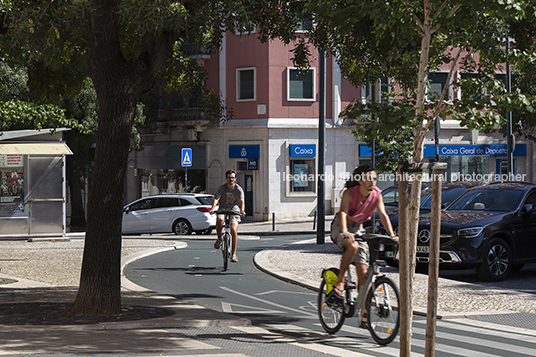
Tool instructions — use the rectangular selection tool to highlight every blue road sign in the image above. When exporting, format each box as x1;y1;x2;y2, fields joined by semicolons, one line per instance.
181;148;192;167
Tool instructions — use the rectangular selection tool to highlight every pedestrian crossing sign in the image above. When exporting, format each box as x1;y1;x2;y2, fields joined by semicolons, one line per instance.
181;148;192;167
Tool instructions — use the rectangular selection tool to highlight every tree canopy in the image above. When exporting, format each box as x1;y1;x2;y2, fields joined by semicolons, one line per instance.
0;0;256;315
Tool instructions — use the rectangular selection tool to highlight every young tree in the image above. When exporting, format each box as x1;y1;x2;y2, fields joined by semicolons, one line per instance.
0;0;251;314
254;0;536;354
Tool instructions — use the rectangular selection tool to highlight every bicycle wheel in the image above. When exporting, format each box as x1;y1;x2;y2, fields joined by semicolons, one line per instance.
318;278;345;334
222;232;230;271
365;276;400;345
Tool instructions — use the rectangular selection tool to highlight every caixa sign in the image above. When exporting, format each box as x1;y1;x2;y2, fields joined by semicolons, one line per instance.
290;144;316;157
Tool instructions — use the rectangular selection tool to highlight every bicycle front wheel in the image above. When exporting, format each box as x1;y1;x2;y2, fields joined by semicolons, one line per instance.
318;278;345;334
365;276;400;345
222;232;230;271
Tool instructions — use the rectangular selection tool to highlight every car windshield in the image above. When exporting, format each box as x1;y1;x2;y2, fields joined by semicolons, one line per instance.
447;188;524;212
420;187;468;209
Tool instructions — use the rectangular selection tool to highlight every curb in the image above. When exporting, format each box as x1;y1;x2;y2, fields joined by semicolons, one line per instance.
252;243;518;321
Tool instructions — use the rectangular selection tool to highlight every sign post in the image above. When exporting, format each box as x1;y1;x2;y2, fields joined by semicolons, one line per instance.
181;148;192;192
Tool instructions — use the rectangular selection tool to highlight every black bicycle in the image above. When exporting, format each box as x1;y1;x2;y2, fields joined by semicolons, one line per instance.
318;234;400;345
216;209;240;271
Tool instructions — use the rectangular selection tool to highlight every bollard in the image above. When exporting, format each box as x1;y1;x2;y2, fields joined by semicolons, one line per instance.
313;211;317;230
272;212;275;231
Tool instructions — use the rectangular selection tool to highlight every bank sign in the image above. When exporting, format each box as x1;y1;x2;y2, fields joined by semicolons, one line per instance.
229;145;260;159
289;144;316;157
423;144;527;157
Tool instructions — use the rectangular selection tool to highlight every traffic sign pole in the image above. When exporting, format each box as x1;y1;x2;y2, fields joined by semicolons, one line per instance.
181;148;192;193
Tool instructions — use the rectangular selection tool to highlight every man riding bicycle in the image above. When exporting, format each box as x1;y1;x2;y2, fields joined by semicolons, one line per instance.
210;169;245;263
331;165;398;327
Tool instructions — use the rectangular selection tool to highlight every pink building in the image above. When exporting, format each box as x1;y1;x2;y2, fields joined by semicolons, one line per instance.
127;32;533;221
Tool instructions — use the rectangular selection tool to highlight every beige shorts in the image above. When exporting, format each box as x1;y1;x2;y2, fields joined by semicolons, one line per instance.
330;218;369;265
219;214;241;225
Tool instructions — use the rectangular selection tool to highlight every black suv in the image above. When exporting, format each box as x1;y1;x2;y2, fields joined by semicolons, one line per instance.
412;183;536;281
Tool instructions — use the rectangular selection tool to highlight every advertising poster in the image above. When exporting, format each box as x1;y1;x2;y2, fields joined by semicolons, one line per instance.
293;163;309;188
0;154;25;216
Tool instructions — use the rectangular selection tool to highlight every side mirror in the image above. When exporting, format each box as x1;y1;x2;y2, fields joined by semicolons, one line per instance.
521;204;534;216
124;207;130;214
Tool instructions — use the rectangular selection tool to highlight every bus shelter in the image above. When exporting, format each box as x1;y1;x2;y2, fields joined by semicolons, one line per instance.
0;129;72;238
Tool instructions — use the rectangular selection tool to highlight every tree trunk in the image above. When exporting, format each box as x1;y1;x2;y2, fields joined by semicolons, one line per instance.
400;1;433;355
397;167;411;356
70;0;175;314
425;168;443;357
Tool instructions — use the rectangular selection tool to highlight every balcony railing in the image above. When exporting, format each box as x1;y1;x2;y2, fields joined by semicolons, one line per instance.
170;107;205;121
181;41;211;59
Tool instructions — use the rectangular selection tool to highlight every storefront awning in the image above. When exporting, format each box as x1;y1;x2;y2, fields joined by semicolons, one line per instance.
0;142;73;155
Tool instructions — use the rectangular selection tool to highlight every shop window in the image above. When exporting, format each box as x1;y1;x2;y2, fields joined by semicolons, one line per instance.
140;169;206;196
440;155;489;182
0;154;25;217
290;159;315;192
288;67;315;101
237;68;256;101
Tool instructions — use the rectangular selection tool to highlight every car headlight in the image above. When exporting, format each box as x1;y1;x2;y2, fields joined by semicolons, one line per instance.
457;227;484;238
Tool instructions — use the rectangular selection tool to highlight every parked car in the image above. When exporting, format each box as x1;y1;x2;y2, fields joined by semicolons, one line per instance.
377;181;486;235
379;182;432;214
387;183;536;281
122;194;216;235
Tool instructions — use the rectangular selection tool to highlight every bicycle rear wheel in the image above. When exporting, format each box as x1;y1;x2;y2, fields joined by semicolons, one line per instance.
365;276;400;345
222;232;230;271
318;278;345;334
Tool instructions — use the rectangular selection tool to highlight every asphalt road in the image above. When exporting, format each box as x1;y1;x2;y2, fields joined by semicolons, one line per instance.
124;236;536;356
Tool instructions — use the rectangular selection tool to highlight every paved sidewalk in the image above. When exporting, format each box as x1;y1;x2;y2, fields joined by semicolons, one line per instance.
0;215;369;357
1;214;535;356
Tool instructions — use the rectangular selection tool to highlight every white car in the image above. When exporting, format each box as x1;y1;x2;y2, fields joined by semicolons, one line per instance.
122;194;216;235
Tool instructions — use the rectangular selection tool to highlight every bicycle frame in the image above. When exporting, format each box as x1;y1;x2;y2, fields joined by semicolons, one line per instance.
318;233;400;345
344;258;388;318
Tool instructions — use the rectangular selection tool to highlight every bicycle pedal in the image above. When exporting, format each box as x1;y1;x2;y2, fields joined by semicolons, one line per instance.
346;282;357;289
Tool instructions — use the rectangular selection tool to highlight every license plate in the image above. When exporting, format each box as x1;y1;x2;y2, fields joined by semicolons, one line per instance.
416;246;429;253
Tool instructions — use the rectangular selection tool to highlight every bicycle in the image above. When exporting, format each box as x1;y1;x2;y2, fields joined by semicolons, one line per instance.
215;209;241;271
318;234;400;345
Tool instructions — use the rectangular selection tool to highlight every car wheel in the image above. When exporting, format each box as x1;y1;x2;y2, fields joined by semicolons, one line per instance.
476;238;512;282
195;228;213;235
173;219;192;235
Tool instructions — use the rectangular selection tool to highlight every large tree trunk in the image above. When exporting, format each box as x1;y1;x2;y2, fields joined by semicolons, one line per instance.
70;0;175;314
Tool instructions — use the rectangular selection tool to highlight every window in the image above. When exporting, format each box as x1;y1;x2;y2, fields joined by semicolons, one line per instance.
459;72;483;100
427;72;450;101
290;159;315;192
237;68;256;101
155;197;176;208
287;67;315;101
130;199;155;211
179;198;192;206
295;18;313;32
362;77;390;104
235;23;256;35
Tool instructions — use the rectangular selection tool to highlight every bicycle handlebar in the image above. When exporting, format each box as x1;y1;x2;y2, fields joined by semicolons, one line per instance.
355;233;399;246
215;209;242;216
